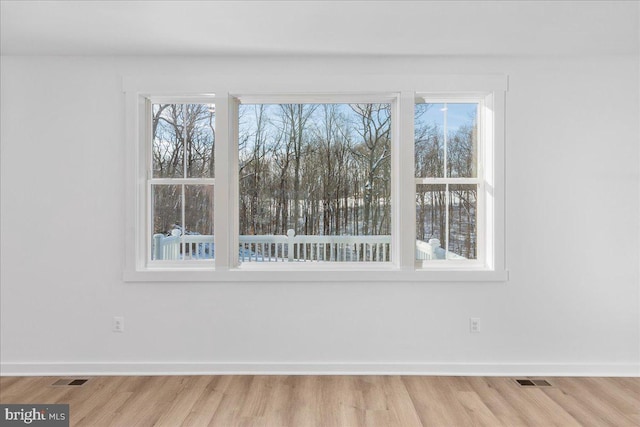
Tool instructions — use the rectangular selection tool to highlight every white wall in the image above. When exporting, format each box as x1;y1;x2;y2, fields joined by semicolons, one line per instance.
1;53;638;376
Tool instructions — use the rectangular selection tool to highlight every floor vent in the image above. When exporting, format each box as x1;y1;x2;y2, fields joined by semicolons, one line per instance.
516;379;552;387
52;379;88;387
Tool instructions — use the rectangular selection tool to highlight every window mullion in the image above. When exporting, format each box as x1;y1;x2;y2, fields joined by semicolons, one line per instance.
214;92;231;270
416;177;481;185
149;178;216;185
229;96;240;267
397;91;416;269
181;107;187;259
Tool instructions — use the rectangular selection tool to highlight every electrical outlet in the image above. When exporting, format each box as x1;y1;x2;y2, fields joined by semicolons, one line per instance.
113;316;124;332
470;317;481;333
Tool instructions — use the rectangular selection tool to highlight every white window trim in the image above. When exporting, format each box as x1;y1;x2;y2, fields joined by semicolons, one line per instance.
123;74;508;282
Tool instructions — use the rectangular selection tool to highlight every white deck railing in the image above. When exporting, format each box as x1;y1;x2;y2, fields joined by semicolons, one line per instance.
153;230;216;260
415;238;441;260
238;229;391;262
153;229;442;262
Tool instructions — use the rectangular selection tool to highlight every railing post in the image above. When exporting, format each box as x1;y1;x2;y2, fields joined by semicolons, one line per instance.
429;238;441;260
171;229;181;260
287;229;295;262
153;234;163;260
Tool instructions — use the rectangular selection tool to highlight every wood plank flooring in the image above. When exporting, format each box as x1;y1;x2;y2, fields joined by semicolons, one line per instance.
1;375;638;426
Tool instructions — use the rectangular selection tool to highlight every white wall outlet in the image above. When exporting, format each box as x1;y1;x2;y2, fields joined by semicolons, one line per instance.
470;317;481;333
113;316;124;332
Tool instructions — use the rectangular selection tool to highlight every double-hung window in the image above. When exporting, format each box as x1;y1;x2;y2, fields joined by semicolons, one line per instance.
415;94;488;268
124;74;507;281
148;99;215;267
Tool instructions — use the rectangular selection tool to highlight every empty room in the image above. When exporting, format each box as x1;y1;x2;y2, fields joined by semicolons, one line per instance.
1;1;638;426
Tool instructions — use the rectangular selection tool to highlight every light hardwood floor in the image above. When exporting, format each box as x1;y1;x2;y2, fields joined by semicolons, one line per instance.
1;375;638;426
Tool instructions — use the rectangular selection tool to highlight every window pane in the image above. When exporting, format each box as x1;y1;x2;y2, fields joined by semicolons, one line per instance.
448;184;477;260
416;184;446;260
415;103;444;178
150;185;215;261
151;184;182;260
446;104;477;178
184;185;215;260
416;183;478;261
152;104;184;178
152;103;215;178
185;185;214;234
415;103;478;178
185;104;215;178
238;103;391;262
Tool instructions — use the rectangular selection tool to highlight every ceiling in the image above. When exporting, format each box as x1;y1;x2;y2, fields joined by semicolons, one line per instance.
1;1;638;56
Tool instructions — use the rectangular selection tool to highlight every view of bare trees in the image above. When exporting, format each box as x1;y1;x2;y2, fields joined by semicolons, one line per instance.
239;103;391;238
152;104;215;237
415;103;478;259
149;101;478;261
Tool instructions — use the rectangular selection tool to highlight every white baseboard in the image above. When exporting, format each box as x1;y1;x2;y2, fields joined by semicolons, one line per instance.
1;362;638;377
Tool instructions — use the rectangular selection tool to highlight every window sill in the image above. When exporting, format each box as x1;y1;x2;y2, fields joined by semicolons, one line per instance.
123;267;508;283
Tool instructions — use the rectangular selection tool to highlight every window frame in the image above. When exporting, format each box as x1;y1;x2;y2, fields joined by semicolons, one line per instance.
230;93;398;270
123;74;508;282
